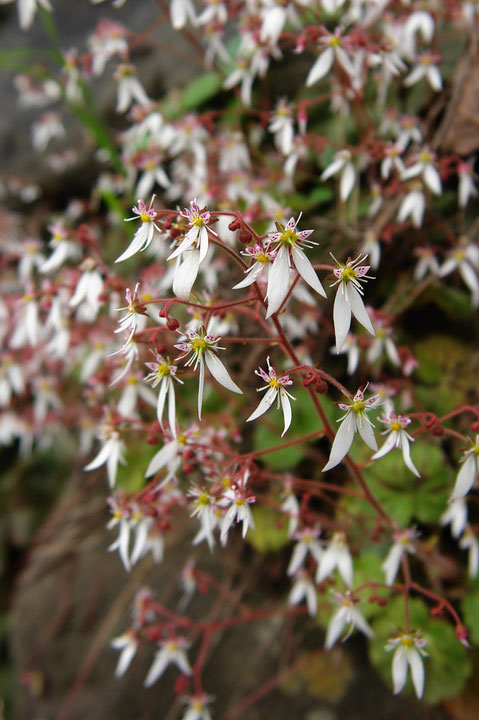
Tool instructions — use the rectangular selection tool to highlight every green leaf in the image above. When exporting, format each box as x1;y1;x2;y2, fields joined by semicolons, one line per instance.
247;505;290;553
369;596;472;703
461;592;479;647
163;72;222;118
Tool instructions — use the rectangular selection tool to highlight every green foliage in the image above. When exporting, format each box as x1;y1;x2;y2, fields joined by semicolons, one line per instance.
163;72;222;119
247;505;290;553
461;592;479;647
369;596;472;703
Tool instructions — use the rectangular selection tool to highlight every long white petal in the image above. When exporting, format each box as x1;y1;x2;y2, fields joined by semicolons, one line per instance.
316;548;336;584
291;246;327;297
246;386;277;423
382;543;403;586
323;416;356;471
233;263;264;289
156;380;168;427
392;646;408;694
325;607;347;650
340;163;356;201
280;389;292;437
338;549;354;587
287;542;308;576
371;432;397;460
351;607;374;638
349;285;375;336
172;250;200;300
451;455;476;500
408;648;425;699
145;440;178;478
198;357;205;420
306;47;334;87
424;165;442;195
115;642;137;678
358;419;377;451
204;351;242;394
266;246;290;318
144;650;169;687
115;226;149;263
333;289;352;353
167;380;177;438
84;441;113;472
401;436;421;477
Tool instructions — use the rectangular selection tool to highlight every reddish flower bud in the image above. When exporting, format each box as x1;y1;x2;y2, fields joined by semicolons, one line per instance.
238;232;252;244
228;219;241;231
432;424;444;437
167;318;180;331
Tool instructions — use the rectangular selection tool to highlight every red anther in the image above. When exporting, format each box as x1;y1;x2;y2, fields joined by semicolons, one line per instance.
368;594;377;603
167;318;180;331
471;420;479;432
228;219;241;231
238;232;252;244
163;216;172;230
377;597;388;607
432;424;444;437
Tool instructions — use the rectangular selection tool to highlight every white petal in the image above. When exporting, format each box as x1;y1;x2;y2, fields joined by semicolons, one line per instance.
167;380;177;438
144;650;169;687
371;432;397;460
392;646;408;694
280;389;292;437
351;607;374;638
340;163;356;201
349;285;375;336
382;543;403;586
233;262;264;289
323;416;356;471
306;47;334;87
287;542;308;576
424;165;442;195
316;548;336;584
204;351;242;394
325;607;347;650
246;386;277;423
145;440;178;478
291;246;327;297
115;225;149;263
198;357;205;420
172;250;200;300
427;66;443;92
265;246;290;318
451;455;476;500
401;436;421;477
115;642;137;678
358;419;377;451
338;549;354;587
156;380;168;427
408;648;425;699
333;289;352;353
83;441;112;472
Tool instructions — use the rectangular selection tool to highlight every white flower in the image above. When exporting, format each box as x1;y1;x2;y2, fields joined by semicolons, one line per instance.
233;243;276;290
170;0;196;29
306;31;355;87
450;435;479;500
168;199;214;299
330;253;375;353
175;327;242;420
439;243;479;308
288;571;317;617
367;321;400;367
316;532;353;587
114;283;147;349
371;411;420;477
280;482;300;538
111;631;139;677
246;357;295;437
323;386;382;472
69;261;104;321
189;486;218;551
115;63;150;113
413;247;440;281
404;52;442;92
265;215;326;319
440;498;467;539
459;528;479;578
181;693;214;720
401;149;442;195
144;638;192;687
458;161;478;208
1;0;52;31
325;591;374;650
219;485;255;545
382;528;417;586
386;631;428;699
84;426;126;488
116;197;161;263
397;188;426;228
320;150;356;202
144;353;183;437
268;98;295;155
287;526;323;576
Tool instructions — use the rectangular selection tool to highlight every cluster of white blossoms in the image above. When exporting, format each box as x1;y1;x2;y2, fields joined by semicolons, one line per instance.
2;0;479;715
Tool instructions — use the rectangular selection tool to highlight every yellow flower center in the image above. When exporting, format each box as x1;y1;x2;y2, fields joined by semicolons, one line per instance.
279;228;298;246
352;401;365;413
198;493;210;506
192;339;207;353
235;497;245;506
192;214;206;227
329;36;341;47
342;267;356;282
269;378;281;389
390;421;402;432
401;635;414;648
157;363;170;378
140;211;151;223
256;252;270;264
